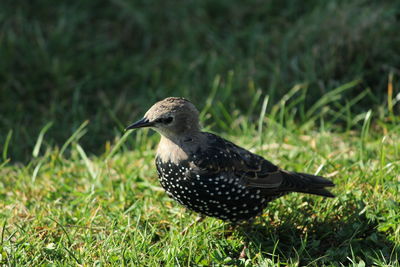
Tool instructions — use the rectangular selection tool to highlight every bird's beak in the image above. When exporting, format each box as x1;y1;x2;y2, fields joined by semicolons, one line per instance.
125;117;154;131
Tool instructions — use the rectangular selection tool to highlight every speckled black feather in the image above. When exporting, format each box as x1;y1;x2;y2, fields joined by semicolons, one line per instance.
155;132;334;222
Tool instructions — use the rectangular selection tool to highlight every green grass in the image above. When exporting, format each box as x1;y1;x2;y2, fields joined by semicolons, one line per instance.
1;0;400;265
1;87;399;266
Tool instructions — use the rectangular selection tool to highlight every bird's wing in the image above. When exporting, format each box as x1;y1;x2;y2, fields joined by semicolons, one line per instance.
190;133;283;189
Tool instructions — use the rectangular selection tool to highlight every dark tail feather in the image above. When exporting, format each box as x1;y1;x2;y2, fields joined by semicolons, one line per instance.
281;171;335;198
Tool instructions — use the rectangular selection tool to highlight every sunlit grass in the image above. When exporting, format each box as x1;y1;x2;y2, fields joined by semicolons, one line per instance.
1;85;399;266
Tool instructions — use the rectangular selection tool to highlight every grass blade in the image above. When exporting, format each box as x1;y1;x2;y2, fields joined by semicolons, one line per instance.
32;122;53;158
360;110;372;162
59;120;89;158
246;88;262;118
76;143;97;180
258;95;269;143
105;131;131;161
200;75;220;121
305;80;360;119
2;130;12;162
387;72;394;116
31;160;43;183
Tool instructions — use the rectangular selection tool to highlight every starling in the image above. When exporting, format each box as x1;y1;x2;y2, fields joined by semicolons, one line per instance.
126;97;334;222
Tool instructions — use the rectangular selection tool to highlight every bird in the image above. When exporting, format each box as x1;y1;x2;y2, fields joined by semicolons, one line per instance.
126;97;334;223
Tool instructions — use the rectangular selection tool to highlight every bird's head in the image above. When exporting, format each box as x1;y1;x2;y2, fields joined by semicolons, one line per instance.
125;97;200;140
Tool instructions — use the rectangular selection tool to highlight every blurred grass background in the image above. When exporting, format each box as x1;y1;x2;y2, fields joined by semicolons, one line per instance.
1;0;400;161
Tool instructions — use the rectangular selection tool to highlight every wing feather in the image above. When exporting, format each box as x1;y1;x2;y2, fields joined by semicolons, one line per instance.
190;133;283;189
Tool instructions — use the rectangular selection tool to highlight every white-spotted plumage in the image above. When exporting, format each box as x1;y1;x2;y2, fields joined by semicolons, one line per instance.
127;97;335;222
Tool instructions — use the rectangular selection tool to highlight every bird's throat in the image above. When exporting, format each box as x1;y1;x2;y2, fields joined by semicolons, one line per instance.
156;136;189;164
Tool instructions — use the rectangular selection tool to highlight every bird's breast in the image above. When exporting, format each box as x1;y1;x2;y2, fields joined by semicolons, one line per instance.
155;156;269;222
156;136;189;164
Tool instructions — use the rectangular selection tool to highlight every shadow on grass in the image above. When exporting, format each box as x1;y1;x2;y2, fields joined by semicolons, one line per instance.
231;201;399;266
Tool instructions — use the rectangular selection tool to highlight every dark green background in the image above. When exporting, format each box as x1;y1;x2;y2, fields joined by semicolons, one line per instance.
1;0;399;160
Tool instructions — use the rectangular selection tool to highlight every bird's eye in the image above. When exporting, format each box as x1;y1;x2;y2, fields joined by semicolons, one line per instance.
156;117;173;124
164;117;173;124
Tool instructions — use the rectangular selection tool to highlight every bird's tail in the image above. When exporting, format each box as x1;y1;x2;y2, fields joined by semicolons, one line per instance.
281;171;335;198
